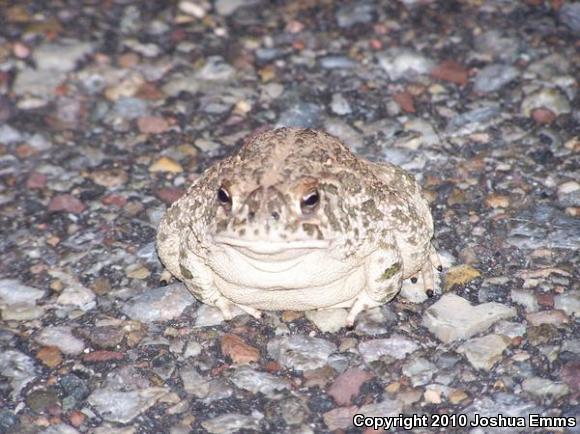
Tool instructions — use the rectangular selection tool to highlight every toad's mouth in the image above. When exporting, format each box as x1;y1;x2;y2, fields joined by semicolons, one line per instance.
213;235;331;256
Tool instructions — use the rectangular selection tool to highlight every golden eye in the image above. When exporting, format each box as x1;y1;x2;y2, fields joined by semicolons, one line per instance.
217;186;232;207
300;190;320;214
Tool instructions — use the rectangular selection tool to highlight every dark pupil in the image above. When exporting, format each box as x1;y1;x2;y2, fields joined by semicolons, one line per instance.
218;188;230;204
302;192;319;206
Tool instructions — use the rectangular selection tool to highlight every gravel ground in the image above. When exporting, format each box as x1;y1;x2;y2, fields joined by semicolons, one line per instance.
0;1;579;433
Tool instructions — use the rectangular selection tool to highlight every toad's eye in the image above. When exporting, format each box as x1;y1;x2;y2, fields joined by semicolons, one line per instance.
217;187;231;207
300;190;320;214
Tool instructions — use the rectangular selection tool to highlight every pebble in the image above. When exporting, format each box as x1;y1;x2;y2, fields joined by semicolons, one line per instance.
41;424;80;434
196;56;236;81
336;3;375;28
422;294;516;343
35;326;85;355
122;283;195;322
443;264;481;291
201;412;263;434
323;406;358;431
402;357;436;386
112;97;149;120
330;93;352;116
0;279;44;305
305;309;348;333
521;377;569;399
48;194;86;214
88;387;170;423
194;304;246;327
137;115;170;134
354;306;397;335
319;56;356;69
51;270;96;311
526;310;569;326
521;88;571;117
229;366;289;398
323;118;363;151
510;289;539;312
162;73;201;97
180;367;210;397
464;393;540;428
557;180;580;208
267;335;337;371
474;30;521;61
473;64;519;93
0;350;37;399
377;48;435;81
446;104;501;135
276;102;321;128
431;60;469;86
493;321;527;338
457;334;511;371
358;334;419;363
149;156;183;173
558;3;580;33
33;39;94;72
13;68;67;98
327;367;373;405
554;291;580;316
220;334;260;364
0;124;24;144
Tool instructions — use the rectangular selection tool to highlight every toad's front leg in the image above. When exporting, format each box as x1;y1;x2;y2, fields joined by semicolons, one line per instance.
347;245;403;326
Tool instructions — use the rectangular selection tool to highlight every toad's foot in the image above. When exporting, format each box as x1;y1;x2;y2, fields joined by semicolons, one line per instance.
409;248;443;298
214;297;262;320
346;292;381;327
160;269;174;284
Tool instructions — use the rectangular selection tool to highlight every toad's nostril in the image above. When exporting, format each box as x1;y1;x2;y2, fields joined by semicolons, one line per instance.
271;211;280;220
248;211;255;220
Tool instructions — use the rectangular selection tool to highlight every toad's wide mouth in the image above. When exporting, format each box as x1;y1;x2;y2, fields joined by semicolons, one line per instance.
213;235;331;255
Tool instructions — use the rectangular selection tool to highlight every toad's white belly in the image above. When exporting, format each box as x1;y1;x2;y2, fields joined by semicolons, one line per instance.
206;244;368;310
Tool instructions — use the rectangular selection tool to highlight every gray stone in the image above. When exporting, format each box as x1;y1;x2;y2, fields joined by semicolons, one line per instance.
521;377;569;399
554;291;580;316
0;279;44;305
201;412;263;433
521;88;571;117
336;3;375;28
557;181;580;208
35;326;85;355
305;309;348;333
559;3;580;33
215;0;260;16
377;48;434;81
446;104;501;135
34;39;94;72
457;334;510;371
464;393;540;433
473;64;519;93
511;289;539;313
13;68;67;97
402;357;436;386
358;334;419;363
323;118;363;150
319;56;357;69
229;366;290;398
277;102;322;129
422;294;516;343
475;30;521;61
122;283;195;322
267;335;336;371
0;350;37;399
330;93;352;115
0;125;24;145
88;387;170;423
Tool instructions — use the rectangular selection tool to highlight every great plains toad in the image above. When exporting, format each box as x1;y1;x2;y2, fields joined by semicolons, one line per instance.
156;128;440;325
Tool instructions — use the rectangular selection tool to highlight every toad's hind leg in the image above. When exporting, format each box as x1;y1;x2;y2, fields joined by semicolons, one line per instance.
412;245;441;298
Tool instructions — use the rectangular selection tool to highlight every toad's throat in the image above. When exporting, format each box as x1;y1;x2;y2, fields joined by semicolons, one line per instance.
213;235;331;256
